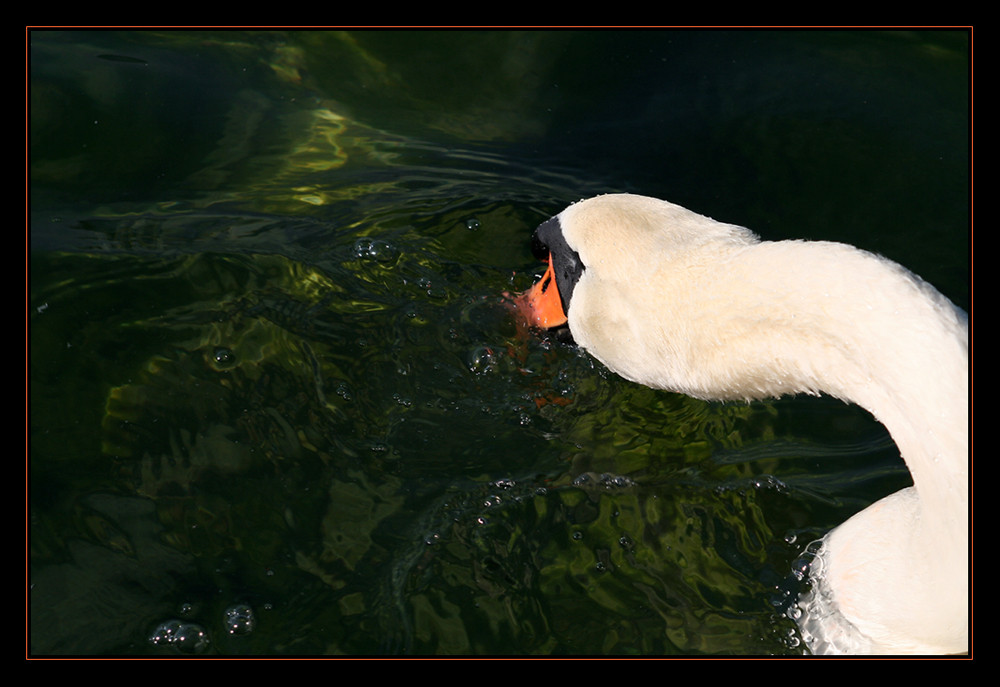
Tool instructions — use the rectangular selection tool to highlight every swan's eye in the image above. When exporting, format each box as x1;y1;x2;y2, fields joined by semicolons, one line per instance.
531;234;549;262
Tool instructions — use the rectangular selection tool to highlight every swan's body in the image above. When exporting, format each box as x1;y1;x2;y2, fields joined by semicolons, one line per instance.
517;193;969;654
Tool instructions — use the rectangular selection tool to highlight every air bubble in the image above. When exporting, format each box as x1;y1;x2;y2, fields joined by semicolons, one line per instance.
223;604;256;636
468;346;497;374
353;238;400;265
212;347;235;368
173;623;210;653
150;619;210;653
149;619;183;645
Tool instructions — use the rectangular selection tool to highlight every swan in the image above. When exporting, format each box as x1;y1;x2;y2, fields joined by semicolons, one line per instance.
515;193;969;655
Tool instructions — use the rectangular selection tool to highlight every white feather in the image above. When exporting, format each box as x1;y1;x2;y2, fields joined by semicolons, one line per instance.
556;193;968;655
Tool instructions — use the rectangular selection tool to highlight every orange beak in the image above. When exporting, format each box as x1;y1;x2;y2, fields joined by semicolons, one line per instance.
516;254;568;329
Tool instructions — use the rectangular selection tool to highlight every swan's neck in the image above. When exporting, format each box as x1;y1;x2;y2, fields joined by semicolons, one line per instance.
572;238;969;653
722;242;968;654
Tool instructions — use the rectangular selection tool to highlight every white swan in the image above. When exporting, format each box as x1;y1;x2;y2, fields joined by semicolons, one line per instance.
516;193;969;655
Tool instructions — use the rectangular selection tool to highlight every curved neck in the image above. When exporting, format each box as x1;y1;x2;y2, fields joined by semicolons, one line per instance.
560;199;969;653
709;241;969;653
709;241;970;653
575;234;968;545
734;241;968;521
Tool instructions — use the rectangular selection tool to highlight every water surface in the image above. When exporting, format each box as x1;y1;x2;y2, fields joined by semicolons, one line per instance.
29;29;969;655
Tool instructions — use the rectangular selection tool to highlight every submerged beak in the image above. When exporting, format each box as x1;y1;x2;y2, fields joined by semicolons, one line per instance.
516;254;568;329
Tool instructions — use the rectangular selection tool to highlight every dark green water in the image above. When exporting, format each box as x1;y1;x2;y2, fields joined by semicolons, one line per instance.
29;29;969;656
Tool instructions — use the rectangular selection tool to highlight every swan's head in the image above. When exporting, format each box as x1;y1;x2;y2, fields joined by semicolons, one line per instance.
516;194;759;394
516;193;970;655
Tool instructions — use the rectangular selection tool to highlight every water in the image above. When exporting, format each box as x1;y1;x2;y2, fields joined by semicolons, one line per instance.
29;29;969;655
